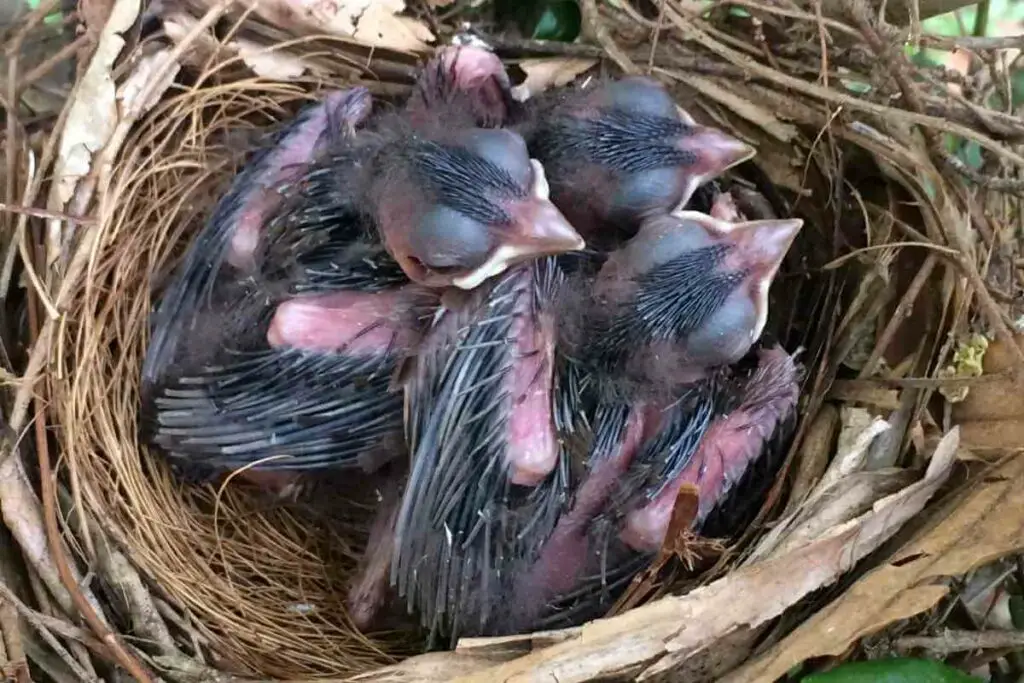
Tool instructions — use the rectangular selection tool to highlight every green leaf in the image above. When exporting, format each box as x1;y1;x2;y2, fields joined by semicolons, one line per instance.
909;47;946;69
801;658;983;683
957;140;983;170
531;1;582;42
1009;594;1024;629
1011;68;1024;107
941;133;959;153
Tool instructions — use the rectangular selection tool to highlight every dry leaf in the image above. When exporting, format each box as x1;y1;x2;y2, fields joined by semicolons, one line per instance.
164;13;318;80
724;434;1024;683
51;0;139;208
348;652;504;682
750;409;892;562
951;335;1024;452
511;58;598;100
816;407;889;495
784;404;839;514
352;3;434;51
978;334;1024;373
957;419;1024;453
161;11;221;65
225;0;434;52
444;429;958;683
45;0;142;271
754;470;918;560
236;40;312;80
827;381;901;411
116;50;181;119
80;0;115;32
953;376;1024;422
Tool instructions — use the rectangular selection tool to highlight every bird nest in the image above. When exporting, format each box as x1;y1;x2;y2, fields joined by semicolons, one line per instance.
2;0;1023;681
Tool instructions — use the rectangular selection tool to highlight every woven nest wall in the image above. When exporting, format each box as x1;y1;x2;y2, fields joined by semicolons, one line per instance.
58;75;405;677
2;0;1023;681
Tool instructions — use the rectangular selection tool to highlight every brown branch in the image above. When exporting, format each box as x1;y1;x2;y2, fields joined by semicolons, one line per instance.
838;0;1024;373
661;9;1024;170
897;629;1024;655
17;34;90;92
859;253;939;378
581;0;640;74
0;203;94;224
29;299;154;682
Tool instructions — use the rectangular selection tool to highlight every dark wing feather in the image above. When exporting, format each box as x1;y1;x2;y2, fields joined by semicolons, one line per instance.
144;343;403;475
143;91;369;387
392;257;570;642
255;135;409;295
603;383;719;517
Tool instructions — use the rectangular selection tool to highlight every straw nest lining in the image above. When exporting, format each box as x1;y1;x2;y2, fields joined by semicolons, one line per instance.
12;0;1022;680
56;75;411;677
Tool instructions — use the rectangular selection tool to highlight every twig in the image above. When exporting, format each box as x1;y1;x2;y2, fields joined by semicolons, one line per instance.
915;34;1024;51
0;578;98;682
860;254;939;377
0;600;29;683
482;37;605;59
821;241;958;269
580;0;640;74
662;8;1024;170
29;269;154;682
838;0;1024;371
17;33;90;92
647;0;669;74
0;579;102;653
0;202;94;223
898;629;1024;655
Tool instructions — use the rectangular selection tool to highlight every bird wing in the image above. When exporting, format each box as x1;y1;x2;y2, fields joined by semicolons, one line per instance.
393;256;570;641
143;90;371;388
143;343;404;477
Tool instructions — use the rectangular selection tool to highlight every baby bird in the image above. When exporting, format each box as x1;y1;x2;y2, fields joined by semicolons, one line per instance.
620;345;801;552
388;256;570;640
142;47;582;485
515;344;800;633
516;76;754;249
141;86;382;484
382;206;802;640
405;44;519;129
495;210;802;632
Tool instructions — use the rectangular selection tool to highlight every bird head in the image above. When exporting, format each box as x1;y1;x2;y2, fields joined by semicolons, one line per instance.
524;76;754;245
580;210;802;389
373;127;585;290
407;45;515;129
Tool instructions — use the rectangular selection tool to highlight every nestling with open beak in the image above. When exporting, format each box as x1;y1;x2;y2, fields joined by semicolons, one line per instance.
516;76;755;248
494;210;803;632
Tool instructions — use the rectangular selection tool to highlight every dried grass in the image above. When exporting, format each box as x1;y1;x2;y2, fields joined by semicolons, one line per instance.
1;0;1022;680
55;66;421;677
